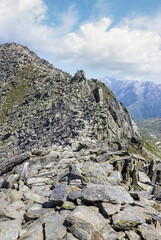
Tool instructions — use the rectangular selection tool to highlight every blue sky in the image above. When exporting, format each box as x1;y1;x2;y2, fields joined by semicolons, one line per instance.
1;0;161;83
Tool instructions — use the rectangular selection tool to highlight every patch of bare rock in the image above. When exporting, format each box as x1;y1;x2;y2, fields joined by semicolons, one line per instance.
0;140;161;240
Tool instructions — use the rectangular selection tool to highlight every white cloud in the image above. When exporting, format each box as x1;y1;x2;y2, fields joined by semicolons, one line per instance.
121;13;161;35
1;0;161;81
56;18;161;75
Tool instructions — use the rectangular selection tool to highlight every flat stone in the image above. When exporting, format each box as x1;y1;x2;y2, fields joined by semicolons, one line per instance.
67;188;82;201
3;200;26;221
70;221;94;240
125;230;140;240
81;184;134;204
0;220;21;240
45;214;67;239
137;181;153;194
112;206;152;230
100;202;120;216
67;205;107;232
24;190;46;204
138;223;161;240
116;231;126;240
31;185;52;197
81;162;113;184
24;208;52;221
26;177;52;185
50;183;71;204
19;211;63;240
139;171;151;184
27;203;42;211
100;224;118;240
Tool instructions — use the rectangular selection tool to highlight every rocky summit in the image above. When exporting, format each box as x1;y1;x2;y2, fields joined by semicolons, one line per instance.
0;43;141;160
0;43;161;240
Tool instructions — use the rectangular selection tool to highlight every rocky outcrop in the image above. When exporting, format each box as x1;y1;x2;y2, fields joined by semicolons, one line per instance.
0;142;161;239
0;43;140;160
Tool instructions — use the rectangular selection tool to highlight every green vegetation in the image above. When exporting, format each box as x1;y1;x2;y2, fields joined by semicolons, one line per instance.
135;118;161;159
0;65;33;124
144;141;161;159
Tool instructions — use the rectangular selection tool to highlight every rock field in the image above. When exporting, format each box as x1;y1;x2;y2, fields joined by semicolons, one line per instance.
0;43;161;240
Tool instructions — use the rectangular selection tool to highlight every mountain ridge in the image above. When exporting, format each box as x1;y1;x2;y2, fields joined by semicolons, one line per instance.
0;43;141;160
1;43;161;240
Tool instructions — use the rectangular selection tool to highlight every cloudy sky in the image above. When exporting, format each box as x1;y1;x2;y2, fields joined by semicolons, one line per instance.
1;0;161;83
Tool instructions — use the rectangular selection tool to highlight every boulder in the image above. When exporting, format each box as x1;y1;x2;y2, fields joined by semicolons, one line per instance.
112;206;152;230
81;162;113;184
81;184;134;204
67;205;107;232
138;223;161;240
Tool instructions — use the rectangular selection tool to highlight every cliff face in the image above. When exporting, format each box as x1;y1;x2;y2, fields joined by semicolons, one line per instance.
0;43;140;160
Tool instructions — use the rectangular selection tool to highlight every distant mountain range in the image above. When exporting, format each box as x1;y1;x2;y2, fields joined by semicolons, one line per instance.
101;77;161;121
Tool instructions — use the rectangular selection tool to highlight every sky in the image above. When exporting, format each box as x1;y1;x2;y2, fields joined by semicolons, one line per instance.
1;0;161;83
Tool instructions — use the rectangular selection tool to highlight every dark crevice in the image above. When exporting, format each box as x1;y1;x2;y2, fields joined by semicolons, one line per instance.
42;223;46;240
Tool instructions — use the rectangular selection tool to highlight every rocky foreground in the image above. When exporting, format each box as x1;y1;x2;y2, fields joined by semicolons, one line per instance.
1;139;161;240
1;43;161;240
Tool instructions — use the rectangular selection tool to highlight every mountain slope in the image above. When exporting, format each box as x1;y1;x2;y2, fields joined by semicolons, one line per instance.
1;43;161;240
101;77;161;121
0;43;141;160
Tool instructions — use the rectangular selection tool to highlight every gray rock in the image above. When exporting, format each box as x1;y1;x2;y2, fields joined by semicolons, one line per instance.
70;221;94;240
96;153;109;162
81;162;113;184
100;202;120;216
27;203;42;211
81;184;134;204
68;164;84;183
26;177;52;186
67;188;82;201
137;181;153;194
112;206;152;230
0;220;21;240
20;162;29;180
138;223;161;240
24;208;52;221
100;224;118;240
63;233;78;240
139;171;151;184
23;190;46;204
45;214;67;239
19;211;64;240
67;205;107;232
50;183;71;204
125;230;140;240
31;185;52;197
